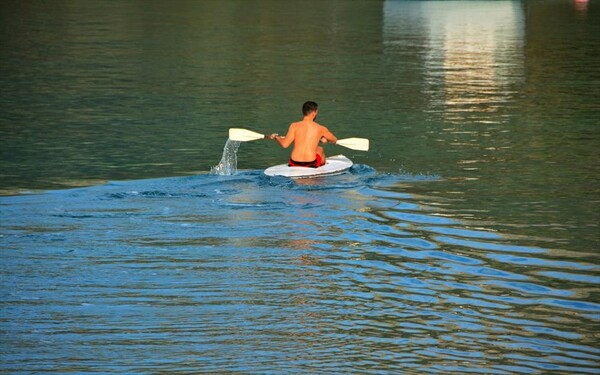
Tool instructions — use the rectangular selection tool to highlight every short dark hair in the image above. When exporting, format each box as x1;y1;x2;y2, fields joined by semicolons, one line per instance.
302;101;318;116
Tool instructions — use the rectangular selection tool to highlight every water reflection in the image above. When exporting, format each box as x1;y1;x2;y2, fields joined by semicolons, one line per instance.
385;1;525;125
574;0;589;15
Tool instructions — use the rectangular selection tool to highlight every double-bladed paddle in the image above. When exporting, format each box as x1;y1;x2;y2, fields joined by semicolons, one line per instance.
228;128;369;151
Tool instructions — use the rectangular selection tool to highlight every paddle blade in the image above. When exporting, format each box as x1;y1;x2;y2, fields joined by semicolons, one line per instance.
229;128;265;142
336;137;369;151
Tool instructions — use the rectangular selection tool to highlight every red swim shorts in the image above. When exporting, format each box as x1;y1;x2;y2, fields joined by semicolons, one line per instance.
288;154;324;168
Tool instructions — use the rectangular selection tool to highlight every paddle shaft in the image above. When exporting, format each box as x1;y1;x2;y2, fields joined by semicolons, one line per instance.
228;128;369;151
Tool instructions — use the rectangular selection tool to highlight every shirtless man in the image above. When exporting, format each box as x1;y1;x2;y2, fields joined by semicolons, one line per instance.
269;101;337;168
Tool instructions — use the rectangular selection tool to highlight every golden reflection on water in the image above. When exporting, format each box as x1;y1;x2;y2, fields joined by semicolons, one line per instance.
385;1;524;125
421;2;524;124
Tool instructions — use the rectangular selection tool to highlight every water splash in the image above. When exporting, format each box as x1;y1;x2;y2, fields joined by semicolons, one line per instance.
210;138;241;175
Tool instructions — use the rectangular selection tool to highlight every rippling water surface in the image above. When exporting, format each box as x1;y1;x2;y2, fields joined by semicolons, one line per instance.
1;0;599;373
2;170;599;373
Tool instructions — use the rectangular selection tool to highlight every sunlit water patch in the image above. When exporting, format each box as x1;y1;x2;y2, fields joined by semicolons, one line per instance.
1;168;598;374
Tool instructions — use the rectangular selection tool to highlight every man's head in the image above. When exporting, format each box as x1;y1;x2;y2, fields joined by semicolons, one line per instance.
302;101;318;116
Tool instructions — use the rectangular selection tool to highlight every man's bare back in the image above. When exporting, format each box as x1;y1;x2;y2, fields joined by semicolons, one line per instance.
270;101;337;165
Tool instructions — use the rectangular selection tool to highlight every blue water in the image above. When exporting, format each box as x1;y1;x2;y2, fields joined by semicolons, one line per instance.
2;164;599;373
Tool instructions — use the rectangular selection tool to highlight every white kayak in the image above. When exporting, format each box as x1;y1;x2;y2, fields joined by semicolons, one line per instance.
264;154;353;179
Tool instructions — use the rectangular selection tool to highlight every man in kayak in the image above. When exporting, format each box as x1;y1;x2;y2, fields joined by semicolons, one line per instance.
269;101;338;168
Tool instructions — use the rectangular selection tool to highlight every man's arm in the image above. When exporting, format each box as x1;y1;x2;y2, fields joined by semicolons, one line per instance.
270;123;295;148
320;126;337;144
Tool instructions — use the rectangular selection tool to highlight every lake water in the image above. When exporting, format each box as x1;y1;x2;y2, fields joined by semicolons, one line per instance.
1;1;599;373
